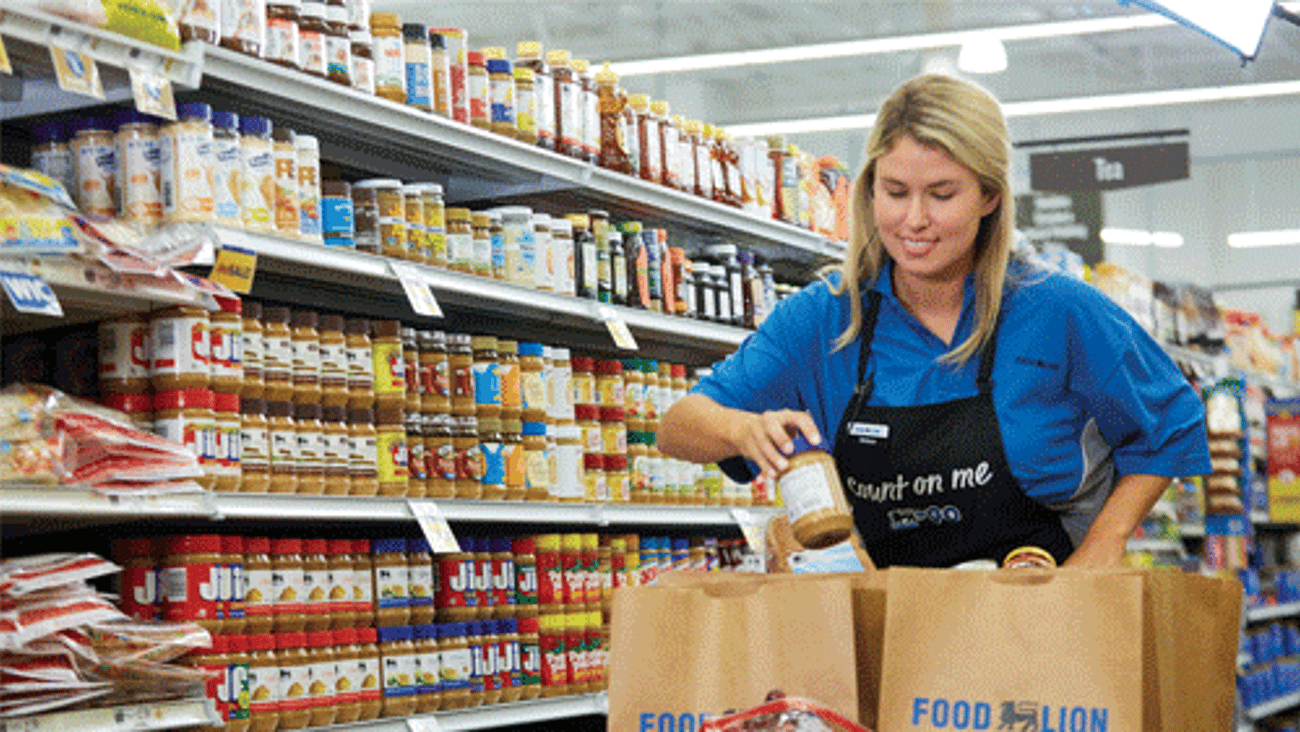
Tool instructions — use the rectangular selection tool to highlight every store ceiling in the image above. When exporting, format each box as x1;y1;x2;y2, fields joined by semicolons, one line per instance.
378;0;1300;165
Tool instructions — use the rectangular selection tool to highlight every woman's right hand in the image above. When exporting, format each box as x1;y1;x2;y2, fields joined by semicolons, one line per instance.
728;409;822;479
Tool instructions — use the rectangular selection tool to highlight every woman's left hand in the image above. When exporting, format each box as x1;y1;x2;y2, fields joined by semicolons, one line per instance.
1061;536;1127;568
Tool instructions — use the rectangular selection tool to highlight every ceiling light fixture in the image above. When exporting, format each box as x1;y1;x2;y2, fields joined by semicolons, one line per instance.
609;14;1173;76
1100;228;1185;247
957;36;1008;74
1227;228;1300;248
725;78;1300;137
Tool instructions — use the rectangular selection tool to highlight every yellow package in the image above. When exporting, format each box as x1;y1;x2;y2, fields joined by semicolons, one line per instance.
99;0;181;52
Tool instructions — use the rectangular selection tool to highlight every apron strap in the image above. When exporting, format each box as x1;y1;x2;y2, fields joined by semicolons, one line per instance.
975;312;1001;395
854;290;884;398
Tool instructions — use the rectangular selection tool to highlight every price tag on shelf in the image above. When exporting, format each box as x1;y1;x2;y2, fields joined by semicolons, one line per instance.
0;269;63;316
730;507;768;554
409;501;461;553
390;261;443;317
595;305;638;351
407;717;444;732
208;245;258;294
0;37;12;75
128;65;177;121
48;45;103;99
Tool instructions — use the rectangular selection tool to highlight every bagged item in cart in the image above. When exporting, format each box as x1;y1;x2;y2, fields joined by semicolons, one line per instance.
701;692;870;732
609;573;861;730
876;567;1242;732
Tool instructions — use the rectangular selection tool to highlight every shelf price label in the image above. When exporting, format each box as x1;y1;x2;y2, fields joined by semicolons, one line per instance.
48;44;103;99
407;717;444;732
208;245;258;294
595;305;638;351
390;261;443;318
128;65;177;121
409;501;460;553
730;507;768;554
0;268;62;317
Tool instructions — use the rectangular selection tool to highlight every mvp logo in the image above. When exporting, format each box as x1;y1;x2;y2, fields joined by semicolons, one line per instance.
912;698;1109;732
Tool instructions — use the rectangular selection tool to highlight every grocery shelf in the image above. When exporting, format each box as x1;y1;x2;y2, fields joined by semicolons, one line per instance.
0;697;218;732
1240;652;1253;668
0;485;779;527
210;226;750;359
1126;538;1183;552
197;46;843;274
1;256;208;336
1247;690;1300;721
1180;523;1207;537
315;693;608;731
1246;601;1300;624
1163;344;1298;395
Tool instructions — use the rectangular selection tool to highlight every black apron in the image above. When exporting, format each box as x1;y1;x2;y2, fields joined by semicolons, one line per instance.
831;290;1074;568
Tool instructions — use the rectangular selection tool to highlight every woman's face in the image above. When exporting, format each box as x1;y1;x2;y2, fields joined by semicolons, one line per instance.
872;135;1000;287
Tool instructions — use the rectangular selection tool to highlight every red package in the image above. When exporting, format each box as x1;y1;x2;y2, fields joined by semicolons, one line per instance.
701;694;871;732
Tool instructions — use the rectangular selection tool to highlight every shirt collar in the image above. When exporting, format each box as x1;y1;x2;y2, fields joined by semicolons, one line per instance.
869;259;980;345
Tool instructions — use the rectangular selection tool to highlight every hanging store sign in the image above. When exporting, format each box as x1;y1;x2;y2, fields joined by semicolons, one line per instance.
1029;141;1189;192
1014;191;1103;265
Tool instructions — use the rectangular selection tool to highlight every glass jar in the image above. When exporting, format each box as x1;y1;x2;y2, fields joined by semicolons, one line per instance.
446;207;474;274
324;4;351;85
549;217;574;297
569;214;596;300
516;41;553;149
571;59;598;163
547;49;578;158
595;63;631;174
220;0;264;55
370;12;405;103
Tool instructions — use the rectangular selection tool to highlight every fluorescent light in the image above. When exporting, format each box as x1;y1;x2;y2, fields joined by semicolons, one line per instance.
725;78;1300;136
609;14;1173;76
1227;229;1300;248
1101;228;1184;248
957;37;1007;74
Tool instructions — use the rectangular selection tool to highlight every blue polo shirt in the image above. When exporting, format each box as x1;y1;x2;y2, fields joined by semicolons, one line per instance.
692;258;1211;511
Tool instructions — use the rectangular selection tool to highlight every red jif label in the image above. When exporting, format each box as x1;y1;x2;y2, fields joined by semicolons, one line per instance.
161;562;218;621
435;557;474;610
119;566;159;620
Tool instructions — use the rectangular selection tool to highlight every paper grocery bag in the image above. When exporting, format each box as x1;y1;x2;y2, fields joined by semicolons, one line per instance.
608;575;860;731
877;568;1146;732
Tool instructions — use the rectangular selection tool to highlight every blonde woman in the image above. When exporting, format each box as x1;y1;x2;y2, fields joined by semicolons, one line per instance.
659;74;1209;568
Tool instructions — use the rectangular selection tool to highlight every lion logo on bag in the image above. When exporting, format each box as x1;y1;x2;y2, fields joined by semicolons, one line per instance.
999;701;1039;732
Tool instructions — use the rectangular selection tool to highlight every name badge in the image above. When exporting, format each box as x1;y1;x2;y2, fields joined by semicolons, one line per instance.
848;422;889;439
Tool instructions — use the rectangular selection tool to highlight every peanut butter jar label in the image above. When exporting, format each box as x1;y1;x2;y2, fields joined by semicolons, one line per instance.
279;660;311;711
248;661;280;712
382;653;417;697
372;343;405;393
161;562;218;621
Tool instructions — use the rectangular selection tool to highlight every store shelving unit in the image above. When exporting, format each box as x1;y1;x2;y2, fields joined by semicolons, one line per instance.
0;698;218;732
1247;691;1300;722
319;693;609;732
1245;601;1300;624
1126;538;1183;552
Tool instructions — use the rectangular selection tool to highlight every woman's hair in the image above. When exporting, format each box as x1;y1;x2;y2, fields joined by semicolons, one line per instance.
829;73;1015;364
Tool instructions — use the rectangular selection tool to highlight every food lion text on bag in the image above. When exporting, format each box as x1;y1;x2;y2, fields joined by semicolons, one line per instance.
910;697;1109;732
636;712;715;732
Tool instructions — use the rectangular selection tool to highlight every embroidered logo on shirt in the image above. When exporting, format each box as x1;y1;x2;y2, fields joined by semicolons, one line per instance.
848;422;890;439
1015;355;1061;371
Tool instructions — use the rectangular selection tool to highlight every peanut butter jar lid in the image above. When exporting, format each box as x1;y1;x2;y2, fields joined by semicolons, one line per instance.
372;319;402;339
263;306;290;324
322;405;347;423
788;432;828;456
243;301;262;320
349;408;375;424
344;318;370;336
295;402;323;421
291;310;318;329
267;401;295;419
319;314;344;333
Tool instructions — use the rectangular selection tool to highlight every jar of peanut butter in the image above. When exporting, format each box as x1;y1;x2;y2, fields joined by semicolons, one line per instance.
318;314;349;408
435;549;477;623
302;539;331;632
406;412;428;498
372;320;406;410
426;413;456;499
321;406;351;495
160;534;222;634
375;406;410;496
246;633;280;732
271;538;307;633
267;401;298;494
290;310;321;405
244;537;275;635
294;402;326;495
154;389;217;491
305;631;339;727
498;339;521;423
224;633;252;732
150;305;211;393
331;628;362;724
402;327;422;414
479;417;506;501
503;420;526;501
351;539;376;629
407;538;435;626
448;333;476;417
419;330;451;415
356;627;383;720
345;318;375;409
438;623;473;709
98;314;151;396
453;415;482;499
348;408;379;497
378;625;419;717
261;307;294;403
775;434;853;549
241;301;265;399
221;535;248;636
372;539;411;627
326;539;358;630
240;398;271;493
210;298;244;396
413;623;442;713
275;632;311;730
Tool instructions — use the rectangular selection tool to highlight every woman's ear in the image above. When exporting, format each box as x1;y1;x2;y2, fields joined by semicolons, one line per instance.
980;190;1001;218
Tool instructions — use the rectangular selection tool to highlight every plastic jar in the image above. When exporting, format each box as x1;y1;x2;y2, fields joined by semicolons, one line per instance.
413;624;442;713
402;183;426;261
304;631;339;726
558;534;583;609
503;420;526;501
260;307;293;403
271;128;299;236
154;389;216;490
470;539;493;621
776;434;853;548
487;210;506;280
534;535;561;616
301;539;331;632
522;422;549;501
236;302;264;400
291;403;323;495
382;181;410;258
115;109;162;228
538;614;569;698
352;183;380;254
371;320;406;410
326;540;358;630
600;407;627;460
487;58;516;138
439;623;473;709
497;206;535;288
479;620;502;705
312;315;346;409
244;538;275;635
294;135;322;242
70;117;116;217
99;315;151;396
401;328;422;414
150;306;211;393
488;538;516;620
594;359;624;410
213;393;242;492
516;616;542;700
426;414;456;499
351;540;377;629
356;627;383;720
421;184;446;267
516;343;547;423
159;534;221;633
606;455;629;503
274;632;311;730
372;539;410;627
321;180;354;248
419;330;451;415
370;12;405;102
265;0;300;68
453;416;483;498
159;103;216;224
496;340;521;423
625;432;648;501
511;537;538;619
210;301;243;397
351;28;376;95
402;22;431;110
446;207;473;273
405;412;428;498
447;334;475;417
348;408;379;496
290;311;321;405
552;425;582;502
435;549;477;622
479;418;506;500
223;634;253;731
469;336;502;421
496;618;521;702
576;404;601;456
332;628;362;724
31;122;74;202
375;406;410;496
344;318;375;409
406;538;435;626
377;626;418;716
297;2;327;78
514;67;538;144
429;31;451;117
467;51;490;129
113;537;158;621
233;118;272;233
583;453;606;503
470;212;493;277
465;621;485;706
246;633;280;732
270;538;307;633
